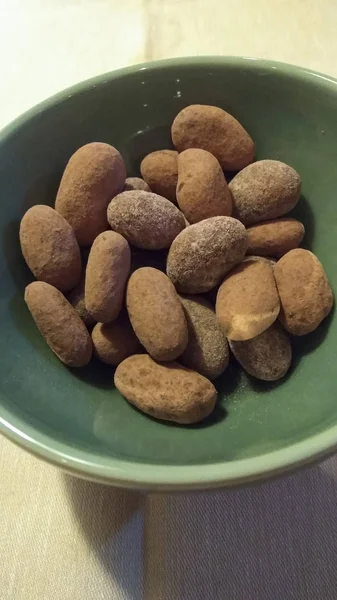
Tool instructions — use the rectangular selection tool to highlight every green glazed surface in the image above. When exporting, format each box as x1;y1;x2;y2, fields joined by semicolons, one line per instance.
1;57;337;490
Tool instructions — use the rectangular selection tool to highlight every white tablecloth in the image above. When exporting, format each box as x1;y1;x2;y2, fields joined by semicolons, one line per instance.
1;1;337;598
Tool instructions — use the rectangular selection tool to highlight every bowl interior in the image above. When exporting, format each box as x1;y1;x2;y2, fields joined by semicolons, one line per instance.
1;58;337;486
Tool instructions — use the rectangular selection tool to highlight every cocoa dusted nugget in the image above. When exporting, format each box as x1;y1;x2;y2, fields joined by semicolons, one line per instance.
180;295;229;379
126;267;188;361
229;160;301;226
242;255;277;269
246;218;305;258
176;149;232;223
140;150;178;203
92;312;141;366
216;258;280;341
274;249;333;335
229;322;292;381
115;354;217;424
171;104;255;171
20;205;81;292
107;190;185;250
55;142;126;246
85;231;131;323
167;216;248;293
124;177;151;192
24;281;92;367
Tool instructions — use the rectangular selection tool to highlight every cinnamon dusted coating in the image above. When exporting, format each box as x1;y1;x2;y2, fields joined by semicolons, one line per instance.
107;190;185;250
274;249;333;335
229;322;292;381
171;104;255;171
176;149;232;223
242;255;277;269
92;312;141;366
124;177;151;192
229;160;301;226
55;142;126;246
167;216;248;293
140;150;178;203
180;295;229;379
126;267;188;361
114;354;217;424
24;281;92;367
247;218;305;257
20;205;81;292
85;231;131;323
216;258;280;341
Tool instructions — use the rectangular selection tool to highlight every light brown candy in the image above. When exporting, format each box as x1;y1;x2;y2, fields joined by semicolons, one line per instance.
242;255;277;269
176;149;232;223
85;231;131;323
229;322;292;381
55;142;126;246
92;313;141;366
180;295;229;379
20;205;81;292
115;354;217;424
247;218;305;258
167;216;248;293
124;177;151;192
229;160;301;226
107;190;185;250
24;281;92;367
216;258;280;341
274;249;333;335
171;104;255;171
126;267;188;361
140;150;178;203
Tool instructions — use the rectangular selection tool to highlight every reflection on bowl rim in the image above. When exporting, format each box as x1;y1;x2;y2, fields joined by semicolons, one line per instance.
1;55;337;490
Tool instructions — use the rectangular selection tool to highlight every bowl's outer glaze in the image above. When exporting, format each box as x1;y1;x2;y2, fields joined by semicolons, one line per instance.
1;57;337;490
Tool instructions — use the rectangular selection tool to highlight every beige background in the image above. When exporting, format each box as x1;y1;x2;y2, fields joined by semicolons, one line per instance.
1;0;337;598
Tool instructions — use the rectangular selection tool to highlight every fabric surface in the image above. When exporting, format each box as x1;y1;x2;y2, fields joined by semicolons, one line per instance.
2;435;337;599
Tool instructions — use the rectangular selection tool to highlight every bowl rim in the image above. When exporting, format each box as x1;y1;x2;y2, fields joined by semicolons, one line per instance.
1;55;337;490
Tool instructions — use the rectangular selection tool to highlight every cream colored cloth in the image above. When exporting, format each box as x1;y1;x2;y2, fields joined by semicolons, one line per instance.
1;0;337;130
2;436;337;599
2;1;337;598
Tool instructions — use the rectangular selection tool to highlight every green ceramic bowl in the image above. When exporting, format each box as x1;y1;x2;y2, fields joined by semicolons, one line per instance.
1;56;337;490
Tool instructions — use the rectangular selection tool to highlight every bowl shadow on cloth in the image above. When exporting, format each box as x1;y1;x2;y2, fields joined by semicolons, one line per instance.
64;461;337;600
63;474;144;599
